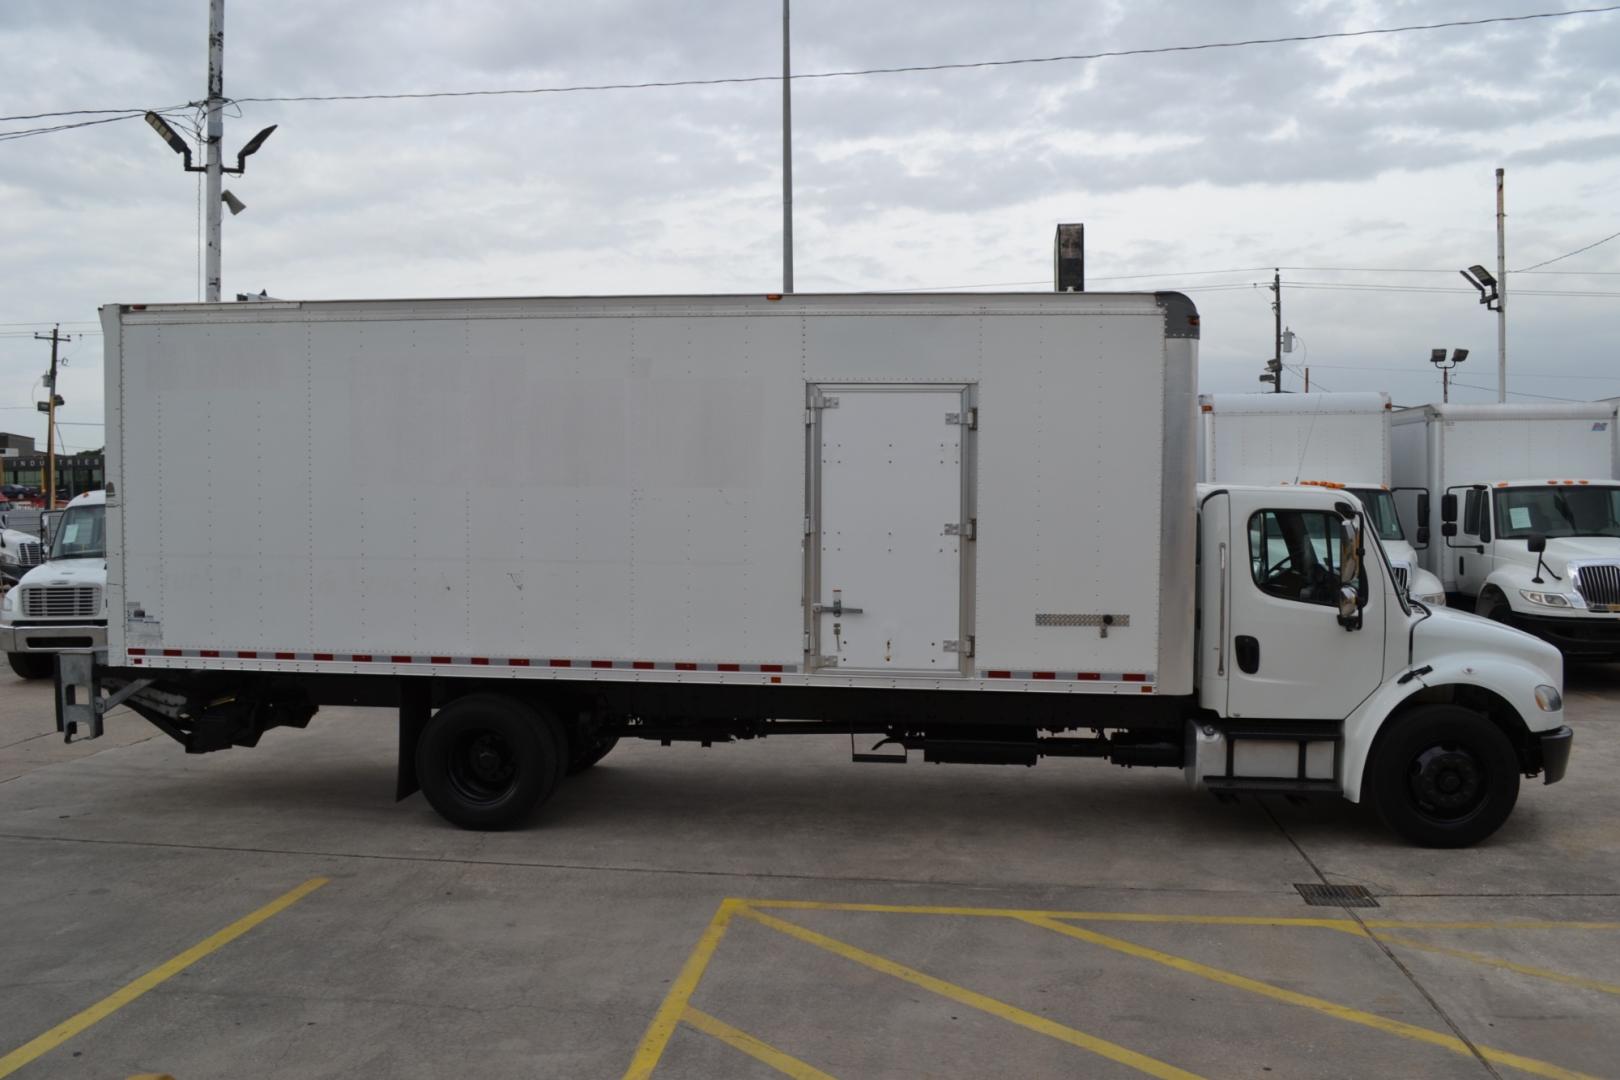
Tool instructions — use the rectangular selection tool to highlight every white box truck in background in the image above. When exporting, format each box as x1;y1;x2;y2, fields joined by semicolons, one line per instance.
1392;402;1620;659
1199;392;1446;605
0;490;108;679
55;292;1571;846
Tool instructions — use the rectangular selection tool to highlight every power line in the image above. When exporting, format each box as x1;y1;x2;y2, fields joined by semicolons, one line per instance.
0;104;190;123
0;106;193;143
16;6;1612;121
1515;229;1620;273
1448;379;1583;402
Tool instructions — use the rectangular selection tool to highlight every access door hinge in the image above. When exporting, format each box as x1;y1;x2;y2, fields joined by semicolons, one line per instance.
942;518;977;541
943;636;975;657
946;407;978;430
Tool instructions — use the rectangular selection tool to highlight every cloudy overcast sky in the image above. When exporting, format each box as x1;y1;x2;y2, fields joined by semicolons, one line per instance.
3;0;1618;451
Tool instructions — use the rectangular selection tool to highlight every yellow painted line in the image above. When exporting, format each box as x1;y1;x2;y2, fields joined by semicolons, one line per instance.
1022;915;1599;1080
0;877;328;1079
682;1006;839;1080
738;906;1205;1080
1378;934;1620;997
745;899;1620;934
623;899;741;1080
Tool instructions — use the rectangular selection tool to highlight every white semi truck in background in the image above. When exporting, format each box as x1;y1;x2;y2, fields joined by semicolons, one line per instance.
1199;392;1446;606
1;490;108;679
53;292;1570;846
1393;402;1620;659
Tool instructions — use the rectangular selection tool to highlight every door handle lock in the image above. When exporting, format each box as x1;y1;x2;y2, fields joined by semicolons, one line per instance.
1235;635;1260;675
814;588;863;617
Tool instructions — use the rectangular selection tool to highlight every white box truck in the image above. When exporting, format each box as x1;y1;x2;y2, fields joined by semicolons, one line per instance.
1199;392;1446;605
56;293;1571;846
0;491;108;679
1392;402;1620;659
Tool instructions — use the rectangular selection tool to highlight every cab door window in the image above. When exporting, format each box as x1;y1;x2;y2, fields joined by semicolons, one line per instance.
1248;509;1353;606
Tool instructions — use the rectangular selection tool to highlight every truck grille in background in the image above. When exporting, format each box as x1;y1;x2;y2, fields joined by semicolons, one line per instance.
1392;565;1410;593
1576;564;1620;607
18;542;43;567
20;585;100;619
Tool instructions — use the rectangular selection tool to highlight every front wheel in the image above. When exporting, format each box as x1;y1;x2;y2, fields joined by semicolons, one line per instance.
416;694;564;830
1366;705;1521;848
8;652;54;680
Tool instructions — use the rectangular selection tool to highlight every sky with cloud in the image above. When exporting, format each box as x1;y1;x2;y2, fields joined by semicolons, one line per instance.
3;0;1618;452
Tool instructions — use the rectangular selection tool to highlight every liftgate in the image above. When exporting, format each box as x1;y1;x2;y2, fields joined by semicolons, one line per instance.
806;384;974;675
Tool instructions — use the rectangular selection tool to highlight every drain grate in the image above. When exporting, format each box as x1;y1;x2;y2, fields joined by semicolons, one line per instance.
1294;883;1379;908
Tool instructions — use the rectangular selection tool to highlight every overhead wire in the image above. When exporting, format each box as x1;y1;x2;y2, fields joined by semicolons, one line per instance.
1515;229;1620;273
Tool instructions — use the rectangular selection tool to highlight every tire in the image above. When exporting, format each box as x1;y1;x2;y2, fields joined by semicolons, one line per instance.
565;731;619;775
7;652;54;680
416;693;564;830
1475;590;1509;622
1366;704;1521;848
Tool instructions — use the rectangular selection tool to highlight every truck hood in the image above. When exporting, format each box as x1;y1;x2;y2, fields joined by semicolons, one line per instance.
1411;606;1562;682
16;559;107;587
1493;536;1620;580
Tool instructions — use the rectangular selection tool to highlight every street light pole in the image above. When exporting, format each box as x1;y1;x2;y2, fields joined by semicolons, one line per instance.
1495;167;1507;403
781;0;794;294
204;0;225;302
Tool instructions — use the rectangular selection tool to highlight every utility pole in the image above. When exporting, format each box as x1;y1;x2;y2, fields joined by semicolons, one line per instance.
781;0;794;294
34;325;69;510
1270;269;1282;393
204;0;225;302
1495;167;1507;403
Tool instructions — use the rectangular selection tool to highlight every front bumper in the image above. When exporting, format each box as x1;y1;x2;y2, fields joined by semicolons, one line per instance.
0;622;107;653
1538;725;1573;785
1508;611;1620;660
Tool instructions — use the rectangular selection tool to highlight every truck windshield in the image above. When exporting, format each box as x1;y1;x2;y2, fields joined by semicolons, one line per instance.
1494;485;1620;539
49;504;105;560
1349;488;1404;542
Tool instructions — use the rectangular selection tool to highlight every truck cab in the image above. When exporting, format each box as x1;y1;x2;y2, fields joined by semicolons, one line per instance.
1441;479;1620;658
0;490;107;679
1196;483;1569;845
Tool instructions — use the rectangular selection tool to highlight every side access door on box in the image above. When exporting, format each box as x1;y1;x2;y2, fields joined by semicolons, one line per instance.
806;384;974;675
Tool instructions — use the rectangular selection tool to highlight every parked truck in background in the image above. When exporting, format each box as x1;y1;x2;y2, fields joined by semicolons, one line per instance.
1199;392;1446;606
55;292;1570;846
1392;402;1620;659
1;490;107;679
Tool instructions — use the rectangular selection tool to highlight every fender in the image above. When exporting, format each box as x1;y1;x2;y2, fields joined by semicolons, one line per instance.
1340;648;1562;802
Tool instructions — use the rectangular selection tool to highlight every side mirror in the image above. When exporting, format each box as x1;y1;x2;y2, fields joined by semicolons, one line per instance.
1440;493;1458;524
1416;526;1430;545
1416;491;1430;525
1527;533;1547;553
1337;516;1364;630
1441;522;1456;538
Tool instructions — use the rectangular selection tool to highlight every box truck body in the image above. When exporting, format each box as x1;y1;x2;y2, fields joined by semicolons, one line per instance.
1199;392;1444;603
51;292;1573;846
1392;403;1620;657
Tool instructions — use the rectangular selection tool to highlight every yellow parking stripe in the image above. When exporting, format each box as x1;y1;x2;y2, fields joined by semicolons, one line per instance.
738;906;1206;1080
0;877;329;1079
747;899;1620;934
1023;915;1599;1080
1378;934;1620;997
682;1006;839;1079
623;899;741;1080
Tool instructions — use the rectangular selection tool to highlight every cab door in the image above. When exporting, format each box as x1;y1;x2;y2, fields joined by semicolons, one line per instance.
1223;489;1386;720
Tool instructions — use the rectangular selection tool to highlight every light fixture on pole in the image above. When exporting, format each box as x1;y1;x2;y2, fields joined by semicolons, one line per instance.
1430;347;1469;403
1459;264;1500;311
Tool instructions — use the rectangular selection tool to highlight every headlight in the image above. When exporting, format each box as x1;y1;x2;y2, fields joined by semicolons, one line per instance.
1535;684;1563;712
1417;592;1446;607
1520;589;1577;608
0;590;12;613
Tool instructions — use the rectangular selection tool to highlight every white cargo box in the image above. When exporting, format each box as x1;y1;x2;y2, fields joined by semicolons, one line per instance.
103;292;1198;695
1200;392;1391;485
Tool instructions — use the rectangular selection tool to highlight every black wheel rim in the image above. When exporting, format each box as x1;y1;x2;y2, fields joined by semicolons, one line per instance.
447;729;519;805
1406;741;1488;823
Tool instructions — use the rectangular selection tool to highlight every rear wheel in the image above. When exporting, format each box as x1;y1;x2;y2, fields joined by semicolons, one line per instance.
416;694;563;830
1367;704;1521;848
7;652;53;680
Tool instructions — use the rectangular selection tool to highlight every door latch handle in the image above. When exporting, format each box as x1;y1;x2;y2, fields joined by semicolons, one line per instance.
1235;635;1260;675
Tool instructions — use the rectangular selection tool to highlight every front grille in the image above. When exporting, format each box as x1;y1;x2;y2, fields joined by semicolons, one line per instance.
20;585;100;619
1392;565;1410;593
18;542;42;567
1576;564;1620;607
